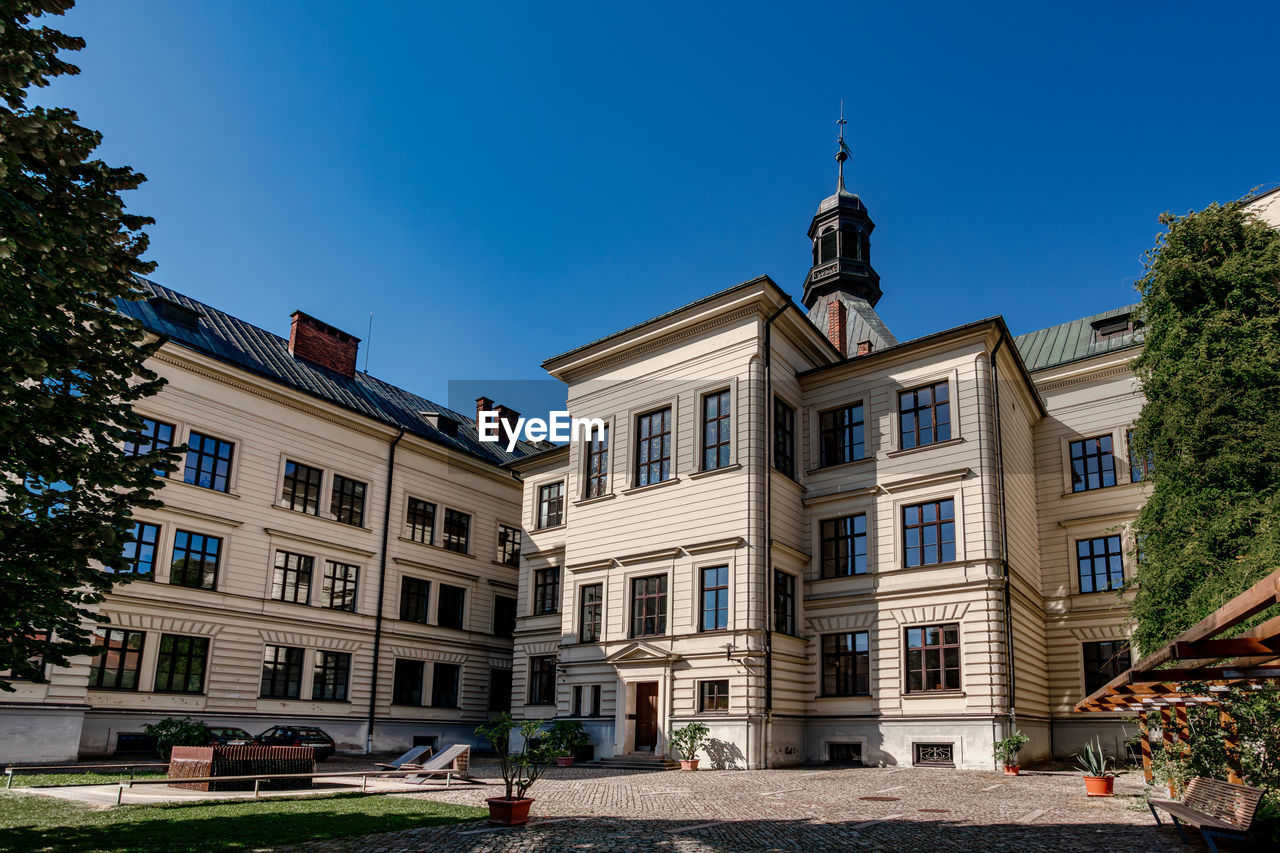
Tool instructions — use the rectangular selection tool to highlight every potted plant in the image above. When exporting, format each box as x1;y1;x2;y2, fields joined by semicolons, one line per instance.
1074;737;1116;797
475;714;558;825
668;722;710;771
547;719;589;767
993;730;1030;775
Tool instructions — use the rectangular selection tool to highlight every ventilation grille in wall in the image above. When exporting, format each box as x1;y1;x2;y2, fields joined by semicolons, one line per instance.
913;742;955;767
827;742;863;765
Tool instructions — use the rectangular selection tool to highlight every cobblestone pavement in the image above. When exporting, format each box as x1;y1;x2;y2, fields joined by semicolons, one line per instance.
283;761;1193;852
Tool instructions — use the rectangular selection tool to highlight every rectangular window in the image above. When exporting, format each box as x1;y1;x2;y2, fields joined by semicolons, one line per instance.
533;567;560;615
572;685;583;716
170;530;221;590
1;631;48;682
822;632;870;696
579;583;603;642
591;684;602;716
260;644;303;699
330;475;366;526
392;659;424;706
702;389;731;470
321;561;359;612
821;514;868;577
183;430;234;492
271;550;313;604
121;521;160;578
493;595;516;638
489;668;512;712
902;499;956;567
630;574;668;637
123;417;175;476
88;628;144;690
700;566;728;631
899;381;951;450
585;423;609;498
635;407;672;486
1070;435;1117;492
1077;535;1125;593
153;634;209;694
399;577;431;623
437;584;466;629
281;460;323;515
1083;640;1132;695
442;508;470;553
700;679;729;712
528;655;556;704
1127;429;1154;483
498;523;521;567
774;570;796;635
431;662;461;707
774;398;795;477
311;651;350;701
406;498;435;544
905;623;961;693
819;403;865;466
537;482;565;529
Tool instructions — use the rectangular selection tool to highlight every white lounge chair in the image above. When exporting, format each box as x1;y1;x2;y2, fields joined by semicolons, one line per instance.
373;744;434;771
404;744;481;786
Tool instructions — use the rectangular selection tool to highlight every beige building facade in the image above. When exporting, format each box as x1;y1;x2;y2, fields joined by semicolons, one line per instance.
502;178;1275;771
0;288;541;763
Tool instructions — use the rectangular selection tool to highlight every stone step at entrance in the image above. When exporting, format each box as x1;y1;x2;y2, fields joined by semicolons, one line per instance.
586;753;682;771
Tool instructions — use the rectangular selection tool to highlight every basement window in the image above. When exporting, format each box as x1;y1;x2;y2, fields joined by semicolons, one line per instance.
913;742;955;767
827;742;863;766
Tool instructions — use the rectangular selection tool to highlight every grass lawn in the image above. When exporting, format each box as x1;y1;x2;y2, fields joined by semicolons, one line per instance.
6;772;167;788
0;790;485;853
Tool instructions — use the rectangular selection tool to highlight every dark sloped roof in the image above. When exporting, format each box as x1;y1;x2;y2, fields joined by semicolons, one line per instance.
1013;303;1143;371
807;292;898;353
117;280;548;466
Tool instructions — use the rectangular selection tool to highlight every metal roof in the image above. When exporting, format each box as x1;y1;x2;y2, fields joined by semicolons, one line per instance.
117;279;548;467
1013;303;1144;371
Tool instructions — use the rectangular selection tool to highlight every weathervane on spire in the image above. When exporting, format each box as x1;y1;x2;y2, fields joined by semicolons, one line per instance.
835;100;851;191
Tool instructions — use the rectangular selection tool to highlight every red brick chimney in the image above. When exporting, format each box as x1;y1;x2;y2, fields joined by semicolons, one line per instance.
827;301;847;356
475;398;520;445
289;311;360;378
856;339;874;356
475;397;496;426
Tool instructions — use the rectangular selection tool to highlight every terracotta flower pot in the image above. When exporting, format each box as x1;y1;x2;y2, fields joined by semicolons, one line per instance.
486;796;534;825
1083;775;1115;797
556;756;574;767
680;759;699;771
1003;764;1020;776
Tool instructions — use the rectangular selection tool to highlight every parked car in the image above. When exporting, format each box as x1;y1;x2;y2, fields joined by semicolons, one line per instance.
257;725;336;760
205;726;258;747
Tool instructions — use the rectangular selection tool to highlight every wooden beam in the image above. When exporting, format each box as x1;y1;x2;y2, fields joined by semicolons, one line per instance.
1138;710;1153;784
1128;666;1280;683
1172;638;1280;659
1220;709;1243;785
1160;707;1174;750
1175;705;1190;756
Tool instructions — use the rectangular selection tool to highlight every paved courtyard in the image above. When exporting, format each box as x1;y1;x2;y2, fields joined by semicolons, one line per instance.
284;761;1192;852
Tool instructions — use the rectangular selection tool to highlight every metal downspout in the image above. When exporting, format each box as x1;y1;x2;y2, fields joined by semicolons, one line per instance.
366;426;406;753
989;336;1016;728
761;303;788;768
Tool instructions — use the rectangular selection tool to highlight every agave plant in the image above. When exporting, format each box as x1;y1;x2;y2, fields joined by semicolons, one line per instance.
1074;737;1113;777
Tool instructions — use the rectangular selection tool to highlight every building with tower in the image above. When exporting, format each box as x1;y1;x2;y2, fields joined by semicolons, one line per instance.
502;138;1269;771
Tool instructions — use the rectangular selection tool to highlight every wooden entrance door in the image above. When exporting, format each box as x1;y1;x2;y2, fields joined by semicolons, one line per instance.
635;682;658;751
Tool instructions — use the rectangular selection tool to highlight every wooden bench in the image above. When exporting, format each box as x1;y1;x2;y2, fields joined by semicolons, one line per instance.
1148;776;1264;852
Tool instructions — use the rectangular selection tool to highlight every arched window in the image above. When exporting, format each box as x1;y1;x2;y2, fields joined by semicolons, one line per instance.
819;226;837;263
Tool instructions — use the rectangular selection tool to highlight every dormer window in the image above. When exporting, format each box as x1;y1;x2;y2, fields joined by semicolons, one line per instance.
148;296;203;331
818;226;837;263
1091;313;1142;341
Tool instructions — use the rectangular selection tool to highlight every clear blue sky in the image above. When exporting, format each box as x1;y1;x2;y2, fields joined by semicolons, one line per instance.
42;1;1280;415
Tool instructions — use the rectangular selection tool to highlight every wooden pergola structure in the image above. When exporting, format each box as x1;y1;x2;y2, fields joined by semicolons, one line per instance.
1075;569;1280;785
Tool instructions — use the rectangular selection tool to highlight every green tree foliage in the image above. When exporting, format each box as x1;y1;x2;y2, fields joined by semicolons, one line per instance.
1129;200;1280;654
1;1;178;687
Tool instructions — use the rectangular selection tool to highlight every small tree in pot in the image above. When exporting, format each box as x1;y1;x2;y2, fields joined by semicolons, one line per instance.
668;722;710;771
547;719;589;767
1074;737;1116;797
475;714;558;824
993;730;1030;775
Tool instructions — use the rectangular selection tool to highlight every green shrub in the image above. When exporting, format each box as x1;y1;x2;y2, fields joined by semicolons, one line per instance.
141;717;208;758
